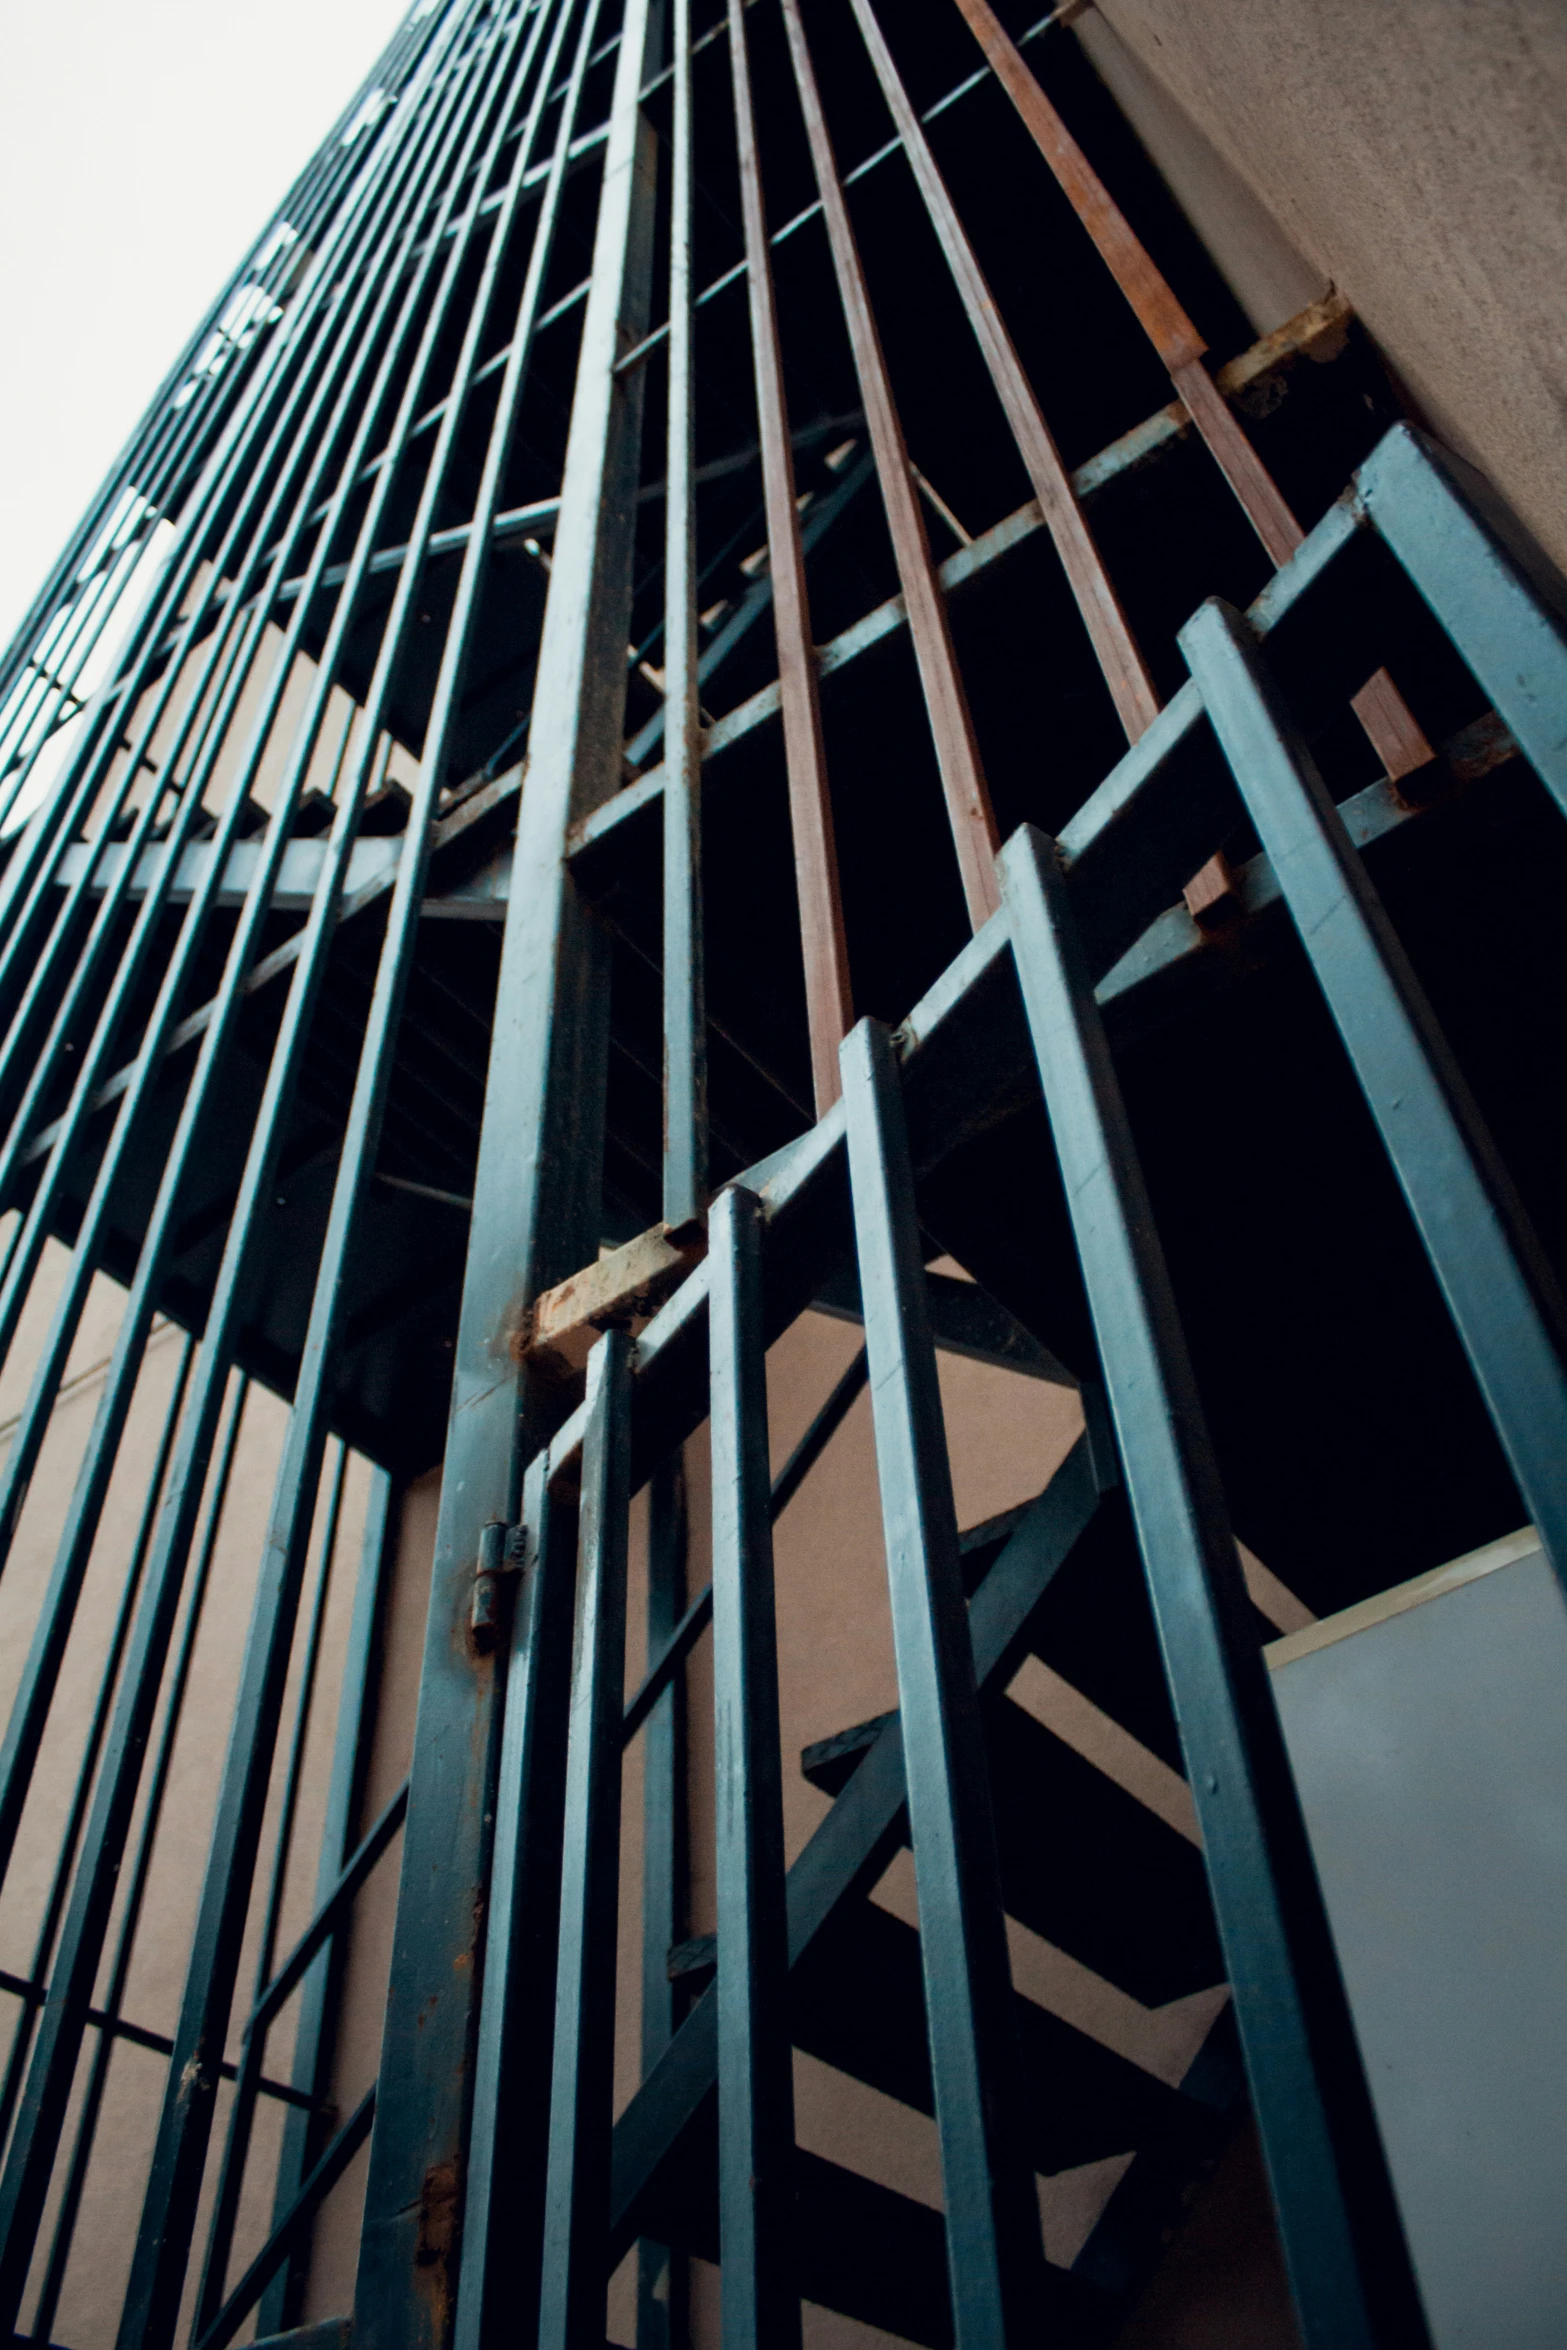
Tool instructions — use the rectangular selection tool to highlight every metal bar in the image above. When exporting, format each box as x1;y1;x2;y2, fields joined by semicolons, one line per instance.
619;1337;869;1749
352;3;664;2339
1180;597;1567;1578
261;1467;399;2335
538;1329;635;2350
0;22;506;2329
255;1444;351;2000
661;0;705;1230
726;0;852;1114
840;1018;1042;2347
453;1452;578;2350
949;0;1434;792
0;1330;194;2160
1357;423;1567;814
636;1451;690;2350
125;15;577;2339
764;1339;869;1523
999;820;1430;2349
848;0;1158;744
0;9;486;1609
194;1776;411;2344
609;1435;1107;2266
781;0;1001;931
708;1186;799;2348
25;1373;251;2347
195;2087;379;2350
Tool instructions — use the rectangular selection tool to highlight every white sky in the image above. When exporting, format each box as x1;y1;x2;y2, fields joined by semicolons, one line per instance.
0;0;413;646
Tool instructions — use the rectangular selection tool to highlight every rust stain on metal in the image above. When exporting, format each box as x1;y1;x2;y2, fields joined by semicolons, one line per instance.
414;2159;460;2339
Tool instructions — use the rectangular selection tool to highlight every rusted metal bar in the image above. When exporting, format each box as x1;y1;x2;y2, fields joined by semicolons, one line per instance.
949;0;1434;815
848;0;1159;744
726;0;853;1113
782;0;1002;931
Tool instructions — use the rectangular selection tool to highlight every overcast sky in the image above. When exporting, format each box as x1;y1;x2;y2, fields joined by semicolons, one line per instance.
0;0;411;645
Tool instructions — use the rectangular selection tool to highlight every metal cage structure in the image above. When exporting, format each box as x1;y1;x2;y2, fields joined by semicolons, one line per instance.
0;0;1565;2346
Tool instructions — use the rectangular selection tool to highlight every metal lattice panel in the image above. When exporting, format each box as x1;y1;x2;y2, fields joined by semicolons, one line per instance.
0;0;1565;2346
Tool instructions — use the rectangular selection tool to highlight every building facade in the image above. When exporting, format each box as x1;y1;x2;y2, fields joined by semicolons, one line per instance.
0;3;1564;2348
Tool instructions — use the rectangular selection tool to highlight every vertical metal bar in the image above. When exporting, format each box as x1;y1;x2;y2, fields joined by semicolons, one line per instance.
635;1452;688;2350
261;1466;399;2338
117;19;574;2344
537;1329;635;2350
847;0;1159;745
353;2;664;2341
726;0;852;1114
838;1019;1043;2350
661;0;706;1227
192;1443;352;2341
999;820;1431;2350
781;0;1002;931
453;1450;578;2350
0;1331;195;2159
25;1375;251;2350
948;0;1433;789
708;1185;799;2350
0;26;501;2333
1180;596;1567;1577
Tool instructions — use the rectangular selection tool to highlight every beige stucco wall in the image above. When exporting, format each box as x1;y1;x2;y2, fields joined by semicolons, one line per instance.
1076;0;1567;572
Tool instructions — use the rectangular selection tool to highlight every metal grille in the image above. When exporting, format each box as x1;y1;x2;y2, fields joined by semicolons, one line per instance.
0;0;1565;2346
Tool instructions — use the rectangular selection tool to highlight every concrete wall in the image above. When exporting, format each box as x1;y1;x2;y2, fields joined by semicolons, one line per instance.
1075;0;1567;572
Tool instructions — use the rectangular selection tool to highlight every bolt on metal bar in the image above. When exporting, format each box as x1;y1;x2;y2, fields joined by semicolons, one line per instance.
1180;597;1567;1579
726;0;853;1116
709;1185;800;2349
840;1017;1044;2347
781;0;1002;932
999;820;1431;2349
537;1329;635;2350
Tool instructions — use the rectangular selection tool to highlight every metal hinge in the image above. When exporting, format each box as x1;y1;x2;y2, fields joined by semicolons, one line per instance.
470;1519;527;1654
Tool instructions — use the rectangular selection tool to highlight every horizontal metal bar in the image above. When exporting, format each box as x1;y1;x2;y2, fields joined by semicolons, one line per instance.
0;1969;313;2112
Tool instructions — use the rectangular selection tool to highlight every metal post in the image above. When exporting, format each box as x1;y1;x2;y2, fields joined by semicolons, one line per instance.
708;1185;798;2350
839;1019;1044;2349
353;3;664;2342
537;1330;635;2350
999;820;1431;2349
